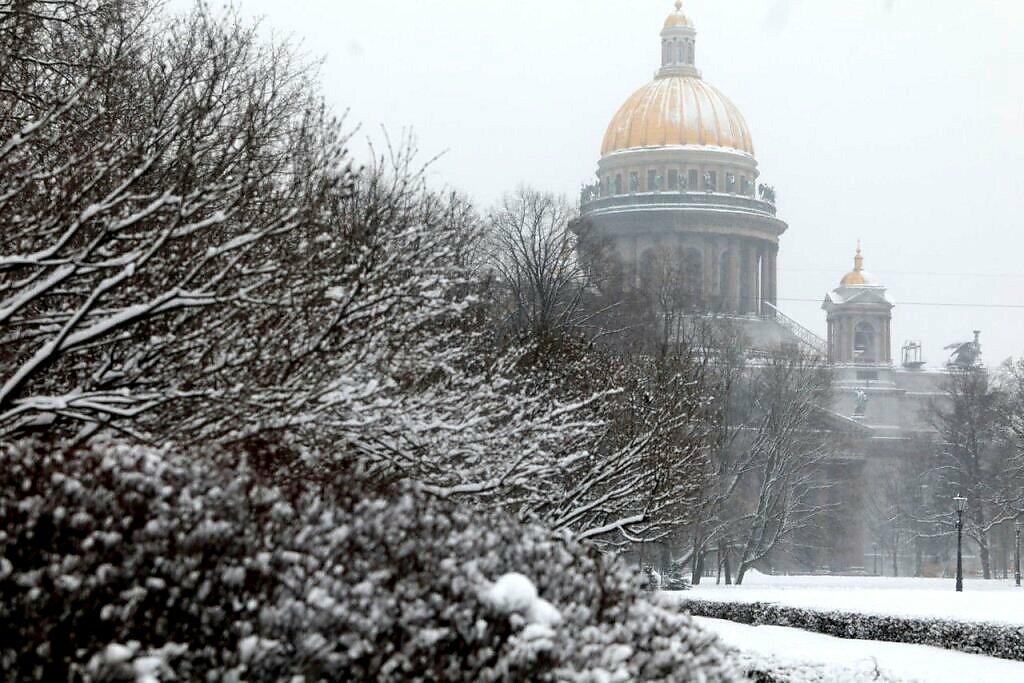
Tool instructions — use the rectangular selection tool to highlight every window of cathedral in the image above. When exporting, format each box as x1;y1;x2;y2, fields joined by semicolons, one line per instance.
677;43;685;63
683;248;704;300
647;169;658;192
854;322;876;362
704;170;717;192
614;174;623;195
668;169;679;191
629;171;639;193
688;169;699;189
719;250;734;307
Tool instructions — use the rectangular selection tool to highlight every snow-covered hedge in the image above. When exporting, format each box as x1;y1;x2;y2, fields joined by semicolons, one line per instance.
0;438;737;681
678;598;1024;662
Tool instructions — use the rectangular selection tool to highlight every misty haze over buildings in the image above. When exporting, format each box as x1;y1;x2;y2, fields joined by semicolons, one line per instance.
193;0;1024;366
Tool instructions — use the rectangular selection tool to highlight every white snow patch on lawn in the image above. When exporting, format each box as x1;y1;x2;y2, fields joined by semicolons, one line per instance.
697;616;1024;683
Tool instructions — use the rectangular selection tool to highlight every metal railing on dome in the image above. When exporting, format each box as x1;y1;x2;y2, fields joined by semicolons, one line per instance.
578;189;778;217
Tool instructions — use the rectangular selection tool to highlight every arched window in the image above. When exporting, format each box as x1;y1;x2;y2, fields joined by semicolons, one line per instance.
683;247;704;301
719;250;734;310
854;322;876;362
614;174;623;195
663;41;670;65
677;44;685;63
686;41;694;63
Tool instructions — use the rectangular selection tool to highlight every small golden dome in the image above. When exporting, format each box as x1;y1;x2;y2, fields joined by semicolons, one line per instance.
601;76;754;156
840;243;872;286
664;1;693;29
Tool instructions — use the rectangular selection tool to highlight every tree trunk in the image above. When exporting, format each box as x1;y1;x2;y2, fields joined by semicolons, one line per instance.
724;547;732;585
969;504;992;579
691;542;704;585
736;560;749;585
978;532;992;579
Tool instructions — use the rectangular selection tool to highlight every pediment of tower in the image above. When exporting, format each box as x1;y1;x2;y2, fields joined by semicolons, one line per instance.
823;287;894;310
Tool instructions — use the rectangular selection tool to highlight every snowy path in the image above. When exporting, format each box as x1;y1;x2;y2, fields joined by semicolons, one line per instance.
696;616;1024;683
677;571;1024;625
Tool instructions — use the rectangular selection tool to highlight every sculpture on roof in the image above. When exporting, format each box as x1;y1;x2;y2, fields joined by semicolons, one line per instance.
946;331;982;369
854;389;869;417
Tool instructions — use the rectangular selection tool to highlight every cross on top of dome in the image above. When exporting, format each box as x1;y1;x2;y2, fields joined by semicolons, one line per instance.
840;241;874;286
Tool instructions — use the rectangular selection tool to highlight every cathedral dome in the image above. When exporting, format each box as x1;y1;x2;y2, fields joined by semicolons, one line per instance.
601;76;754;157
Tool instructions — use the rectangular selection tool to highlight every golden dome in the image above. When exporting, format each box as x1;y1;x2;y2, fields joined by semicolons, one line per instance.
664;1;693;28
840;243;872;286
601;76;754;156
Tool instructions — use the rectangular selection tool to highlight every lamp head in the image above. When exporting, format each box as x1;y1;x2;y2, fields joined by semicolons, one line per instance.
954;494;968;513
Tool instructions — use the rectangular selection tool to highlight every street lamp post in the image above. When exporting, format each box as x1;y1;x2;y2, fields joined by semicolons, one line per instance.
1015;520;1021;588
954;494;967;593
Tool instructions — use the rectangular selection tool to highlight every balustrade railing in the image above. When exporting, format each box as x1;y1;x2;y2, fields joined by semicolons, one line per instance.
579;190;778;217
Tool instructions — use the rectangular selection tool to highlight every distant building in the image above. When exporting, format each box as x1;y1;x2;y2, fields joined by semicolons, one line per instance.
576;2;977;576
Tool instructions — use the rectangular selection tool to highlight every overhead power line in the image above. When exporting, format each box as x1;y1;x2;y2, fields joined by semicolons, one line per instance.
777;297;1024;310
782;267;1024;279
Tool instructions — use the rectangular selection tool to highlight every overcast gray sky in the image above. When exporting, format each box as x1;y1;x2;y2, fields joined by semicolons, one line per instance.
177;0;1024;367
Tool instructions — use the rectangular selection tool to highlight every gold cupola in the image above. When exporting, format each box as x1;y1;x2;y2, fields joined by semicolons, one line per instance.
839;242;873;286
664;1;693;29
601;1;754;157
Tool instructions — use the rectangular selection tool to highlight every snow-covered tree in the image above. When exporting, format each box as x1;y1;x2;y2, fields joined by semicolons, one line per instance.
683;334;835;585
925;366;1024;579
0;0;353;440
483;188;587;340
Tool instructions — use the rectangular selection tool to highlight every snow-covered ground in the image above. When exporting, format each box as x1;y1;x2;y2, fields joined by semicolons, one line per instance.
673;570;1024;625
697;616;1024;683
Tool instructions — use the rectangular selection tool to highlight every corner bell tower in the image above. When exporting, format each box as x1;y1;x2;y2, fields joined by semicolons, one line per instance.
822;245;894;365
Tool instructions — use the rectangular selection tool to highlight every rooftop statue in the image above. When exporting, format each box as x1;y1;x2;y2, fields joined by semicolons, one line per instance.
945;331;982;368
854;389;868;417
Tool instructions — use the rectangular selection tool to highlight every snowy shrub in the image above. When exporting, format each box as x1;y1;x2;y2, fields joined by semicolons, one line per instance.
0;438;739;681
661;559;692;591
678;598;1024;662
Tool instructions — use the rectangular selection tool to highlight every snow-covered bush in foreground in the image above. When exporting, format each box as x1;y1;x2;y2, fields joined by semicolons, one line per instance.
0;438;737;681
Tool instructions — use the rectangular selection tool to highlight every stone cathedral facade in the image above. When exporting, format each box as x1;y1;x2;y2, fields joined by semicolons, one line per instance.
577;2;973;575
